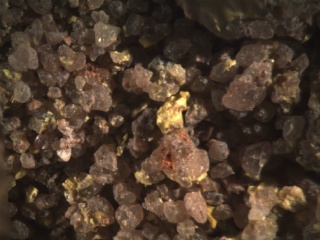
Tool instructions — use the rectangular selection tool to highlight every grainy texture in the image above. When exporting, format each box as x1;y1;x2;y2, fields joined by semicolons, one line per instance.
1;0;320;239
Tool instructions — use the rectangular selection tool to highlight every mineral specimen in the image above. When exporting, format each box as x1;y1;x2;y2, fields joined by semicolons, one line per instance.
94;144;117;172
57;45;86;72
115;204;144;230
240;142;272;180
8;44;39;72
176;0;271;39
13;81;32;103
94;22;121;48
247;184;278;221
184;192;207;223
163;200;188;223
176;219;195;237
208;139;229;161
2;0;320;239
68;196;115;235
156;92;189;134
278;186;306;212
137;129;209;187
222;61;272;111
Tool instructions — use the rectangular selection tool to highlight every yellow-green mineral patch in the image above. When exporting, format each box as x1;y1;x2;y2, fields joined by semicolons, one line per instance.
156;91;189;134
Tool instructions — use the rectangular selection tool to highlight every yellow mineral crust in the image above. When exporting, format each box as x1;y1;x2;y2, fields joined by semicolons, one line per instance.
156;91;189;134
207;206;217;229
134;171;153;186
25;185;38;203
277;186;306;212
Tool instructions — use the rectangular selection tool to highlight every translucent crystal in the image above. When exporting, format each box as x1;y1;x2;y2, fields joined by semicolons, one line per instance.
143;191;164;218
235;44;271;67
184;192;207;223
94;144;117;171
165;62;186;86
94;22;121;48
10;131;30;154
122;64;153;94
8;43;39;72
10;32;29;49
240;142;272;180
241;217;278;240
209;162;234;179
42;15;67;45
37;69;70;87
62;172;103;204
147;57;186;101
47;87;62;99
13;81;31;103
58;45;86;72
88;84;112;112
89;164;116;185
69;196;115;234
75;76;86;91
272;43;294;69
38;44;60;73
91;10;109;24
246;20;274;39
25;18;43;47
209;57;238;83
163;200;188;223
2;117;21;132
247;184;278;221
222;61;272;111
208;139;229;161
20;153;36;169
140;129;209;187
185;98;208;126
115;204;144;230
282;116;305;142
177;219;195;237
271;71;300;105
113;181;138;205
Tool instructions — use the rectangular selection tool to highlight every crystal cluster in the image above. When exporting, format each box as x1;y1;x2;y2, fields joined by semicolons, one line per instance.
1;0;320;239
136;129;209;187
